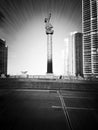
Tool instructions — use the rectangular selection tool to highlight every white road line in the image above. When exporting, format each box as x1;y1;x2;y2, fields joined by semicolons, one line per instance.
66;106;96;111
52;106;62;109
57;90;73;130
13;89;51;92
51;105;96;111
62;95;95;99
51;106;96;111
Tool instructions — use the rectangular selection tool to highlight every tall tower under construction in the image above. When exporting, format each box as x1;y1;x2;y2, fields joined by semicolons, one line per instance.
44;13;54;74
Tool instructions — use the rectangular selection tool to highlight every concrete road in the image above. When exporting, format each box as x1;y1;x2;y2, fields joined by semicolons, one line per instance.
0;89;98;130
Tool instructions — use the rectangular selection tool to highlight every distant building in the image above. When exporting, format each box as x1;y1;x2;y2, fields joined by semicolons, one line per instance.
68;32;83;77
64;38;69;75
74;32;83;77
68;32;75;76
82;0;98;77
0;39;8;76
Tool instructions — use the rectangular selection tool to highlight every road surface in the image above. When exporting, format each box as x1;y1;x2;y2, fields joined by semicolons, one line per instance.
0;89;98;130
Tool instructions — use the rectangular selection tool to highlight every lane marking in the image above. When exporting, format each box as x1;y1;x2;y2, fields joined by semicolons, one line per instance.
62;95;95;100
51;106;96;111
13;89;52;92
52;106;62;109
66;106;96;111
62;95;95;99
57;90;73;130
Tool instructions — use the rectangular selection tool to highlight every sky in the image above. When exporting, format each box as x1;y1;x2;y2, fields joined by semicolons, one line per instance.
0;0;82;75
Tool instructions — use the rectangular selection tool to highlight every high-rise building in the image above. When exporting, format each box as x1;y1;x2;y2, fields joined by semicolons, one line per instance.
64;38;69;75
74;32;83;76
68;32;83;77
82;0;98;77
0;39;8;76
69;32;76;76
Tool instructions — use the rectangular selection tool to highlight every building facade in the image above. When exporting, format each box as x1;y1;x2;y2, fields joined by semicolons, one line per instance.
82;0;98;77
68;32;83;77
0;39;8;76
64;38;69;75
74;32;83;77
